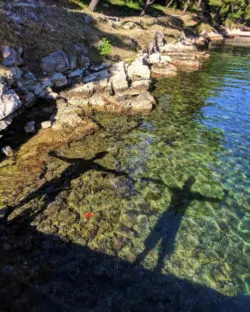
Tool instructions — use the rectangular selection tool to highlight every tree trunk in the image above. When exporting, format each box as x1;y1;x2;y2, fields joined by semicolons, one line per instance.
88;0;100;11
140;0;156;16
197;0;202;11
167;0;175;8
182;0;191;15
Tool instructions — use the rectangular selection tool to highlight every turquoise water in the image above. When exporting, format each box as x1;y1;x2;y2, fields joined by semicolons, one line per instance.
103;46;250;296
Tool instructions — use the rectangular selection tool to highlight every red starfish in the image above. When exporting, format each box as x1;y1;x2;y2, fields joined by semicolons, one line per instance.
83;212;94;220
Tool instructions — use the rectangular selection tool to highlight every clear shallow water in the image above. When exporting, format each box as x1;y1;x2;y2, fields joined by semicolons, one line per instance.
99;45;250;296
3;46;249;302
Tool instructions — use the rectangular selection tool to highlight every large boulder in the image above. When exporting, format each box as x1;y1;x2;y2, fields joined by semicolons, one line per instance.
87;91;155;114
124;80;150;95
63;82;95;100
111;71;129;94
127;60;151;81
160;42;197;53
130;91;156;113
41;50;69;73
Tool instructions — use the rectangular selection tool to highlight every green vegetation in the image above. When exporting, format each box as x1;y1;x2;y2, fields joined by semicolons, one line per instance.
84;0;250;26
98;38;112;56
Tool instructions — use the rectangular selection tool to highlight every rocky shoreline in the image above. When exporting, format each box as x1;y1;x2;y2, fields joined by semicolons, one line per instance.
1;0;245;158
0;31;210;155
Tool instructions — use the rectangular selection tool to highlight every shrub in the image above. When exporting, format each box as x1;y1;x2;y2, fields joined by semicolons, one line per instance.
98;38;112;56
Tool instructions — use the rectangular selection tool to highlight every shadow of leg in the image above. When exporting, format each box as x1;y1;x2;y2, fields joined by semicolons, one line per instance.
134;231;162;267
154;236;174;274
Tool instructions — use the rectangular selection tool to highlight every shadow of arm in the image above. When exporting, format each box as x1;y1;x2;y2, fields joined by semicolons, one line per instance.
49;152;72;163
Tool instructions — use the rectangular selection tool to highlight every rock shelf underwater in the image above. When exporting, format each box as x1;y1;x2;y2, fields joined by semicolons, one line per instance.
0;45;250;311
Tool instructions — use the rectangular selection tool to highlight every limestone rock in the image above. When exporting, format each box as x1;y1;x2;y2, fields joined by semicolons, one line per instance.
1;46;23;67
111;71;129;94
160;55;172;64
160;42;197;53
127;60;150;81
0;84;21;120
89;94;106;109
124;80;150;95
146;52;161;64
64;82;95;100
151;63;177;78
51;73;68;88
41;121;52;129
130;91;155;113
83;69;110;84
41;50;69;73
68;68;83;79
54;105;83;128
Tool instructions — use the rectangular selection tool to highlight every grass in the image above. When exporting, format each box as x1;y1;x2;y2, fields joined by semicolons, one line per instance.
108;0;142;11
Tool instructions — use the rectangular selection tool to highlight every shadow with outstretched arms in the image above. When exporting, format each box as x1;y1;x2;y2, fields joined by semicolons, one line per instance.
0;209;249;311
2;151;130;225
135;176;220;273
0;170;249;311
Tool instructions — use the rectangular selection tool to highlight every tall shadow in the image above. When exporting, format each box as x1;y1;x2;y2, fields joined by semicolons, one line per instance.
1;177;250;311
135;176;220;273
2;151;129;224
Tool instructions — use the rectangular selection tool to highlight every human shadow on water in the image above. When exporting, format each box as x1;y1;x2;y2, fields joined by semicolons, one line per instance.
3;151;129;224
1;177;250;311
1;211;249;312
135;176;220;273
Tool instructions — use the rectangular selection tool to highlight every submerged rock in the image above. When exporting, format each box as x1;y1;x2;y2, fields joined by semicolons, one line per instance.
24;120;36;133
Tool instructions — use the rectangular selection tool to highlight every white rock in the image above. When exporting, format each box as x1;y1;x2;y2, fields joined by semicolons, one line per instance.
160;55;172;64
64;82;95;99
127;60;150;81
147;52;161;64
111;71;128;94
41;121;52;129
1;145;14;157
46;92;58;101
0;85;21;119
